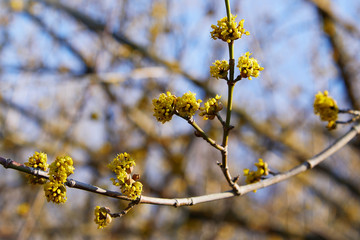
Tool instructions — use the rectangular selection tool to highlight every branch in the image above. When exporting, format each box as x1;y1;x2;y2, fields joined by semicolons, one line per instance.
2;123;359;207
34;0;207;89
184;116;224;151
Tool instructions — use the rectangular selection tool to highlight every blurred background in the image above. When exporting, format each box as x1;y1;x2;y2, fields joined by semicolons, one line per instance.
1;0;360;239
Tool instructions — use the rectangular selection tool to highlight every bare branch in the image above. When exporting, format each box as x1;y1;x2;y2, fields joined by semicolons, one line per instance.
2;123;359;207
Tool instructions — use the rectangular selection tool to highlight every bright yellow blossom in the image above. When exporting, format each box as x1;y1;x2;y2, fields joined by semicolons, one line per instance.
43;155;74;204
199;95;223;120
108;152;143;199
211;14;250;43
94;206;112;229
24;152;48;184
108;152;135;186
237;52;264;80
210;60;230;80
43;181;67;204
313;91;338;129
121;181;143;200
175;91;202;118
48;156;75;183
243;158;269;192
152;91;177;124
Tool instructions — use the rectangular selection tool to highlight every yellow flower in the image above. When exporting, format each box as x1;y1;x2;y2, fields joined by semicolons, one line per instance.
243;169;259;185
121;181;143;200
243;159;269;192
211;14;250;43
108;153;143;199
210;60;230;80
313;91;338;129
43;181;67;204
152;91;177;123
237;52;264;80
43;156;74;204
199;95;223;120
49;155;75;184
108;152;135;185
175;91;202;118
254;158;269;176
24;152;48;184
94;206;112;229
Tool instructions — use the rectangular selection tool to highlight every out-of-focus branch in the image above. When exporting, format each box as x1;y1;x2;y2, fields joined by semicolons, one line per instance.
35;0;207;89
307;0;360;38
2;123;359;207
313;0;360;110
21;9;94;75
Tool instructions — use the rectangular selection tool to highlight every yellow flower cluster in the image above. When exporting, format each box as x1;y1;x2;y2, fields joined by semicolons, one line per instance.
48;156;75;183
237;52;264;80
175;91;202;118
313;91;338;129
210;60;230;80
210;14;250;43
152;91;177;124
199;95;223;120
44;155;75;204
94;206;112;229
44;181;67;204
121;181;143;200
108;152;136;186
24;152;49;184
108;152;143;200
153;91;202;122
243;159;268;192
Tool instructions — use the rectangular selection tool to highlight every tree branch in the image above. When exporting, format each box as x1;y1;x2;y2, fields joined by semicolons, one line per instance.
2;123;359;207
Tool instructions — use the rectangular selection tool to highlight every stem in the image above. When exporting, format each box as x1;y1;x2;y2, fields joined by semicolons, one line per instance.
181;115;224;151
339;109;360;115
216;112;226;127
110;201;138;218
219;0;240;192
224;0;231;21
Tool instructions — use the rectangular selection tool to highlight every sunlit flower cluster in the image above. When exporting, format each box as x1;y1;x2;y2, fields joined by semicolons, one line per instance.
108;152;136;186
210;14;250;43
152;91;177;124
243;158;269;192
44;155;75;204
210;60;230;80
24;152;49;184
153;91;202;122
199;95;223;120
313;91;338;130
108;152;143;200
44;181;67;204
48;156;75;183
175;91;202;118
237;52;264;80
121;181;143;200
94;206;112;229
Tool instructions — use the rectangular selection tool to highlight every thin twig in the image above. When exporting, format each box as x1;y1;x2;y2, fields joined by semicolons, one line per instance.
215;112;226;127
110;201;138;218
181;115;224;151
